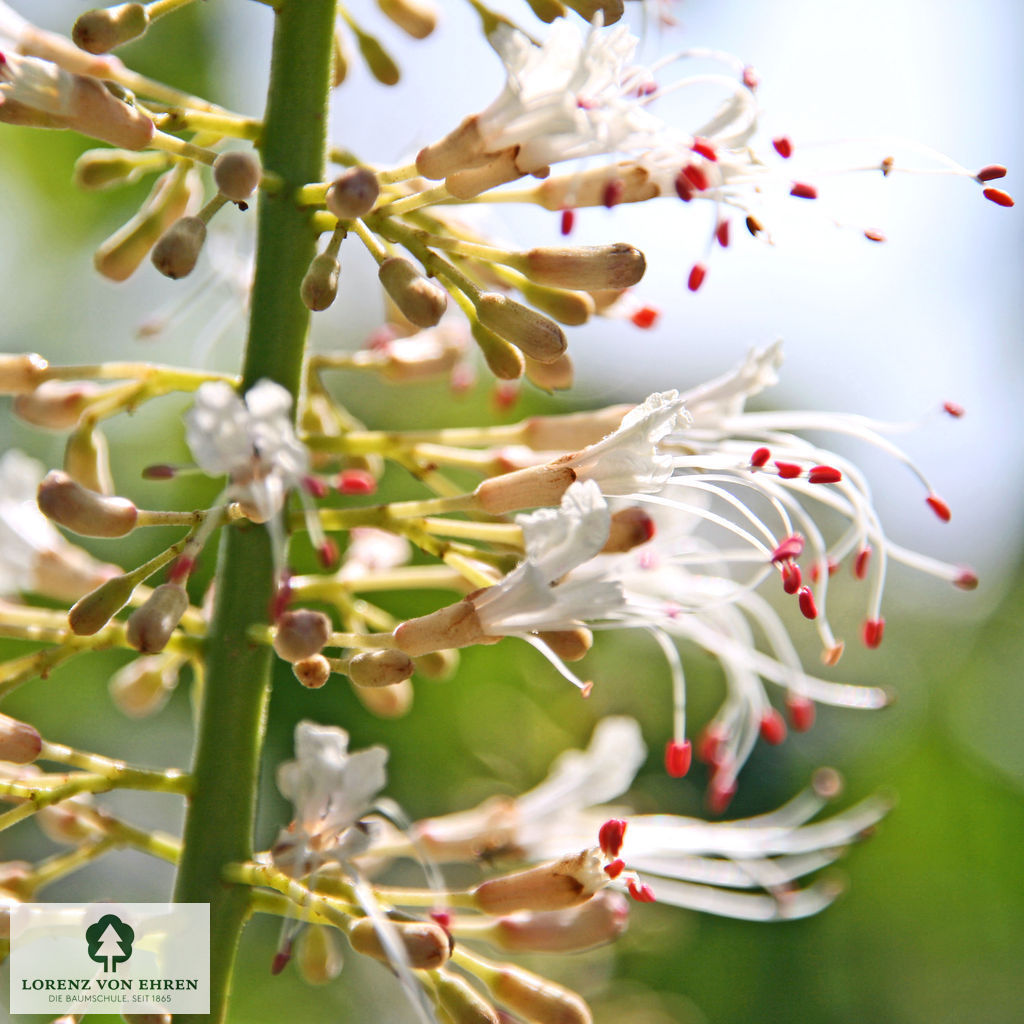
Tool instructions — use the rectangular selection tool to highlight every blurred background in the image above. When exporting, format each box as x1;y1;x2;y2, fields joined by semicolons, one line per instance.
1;1;1022;1022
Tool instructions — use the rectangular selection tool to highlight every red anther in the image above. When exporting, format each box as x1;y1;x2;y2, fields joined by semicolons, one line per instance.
862;617;885;649
317;539;339;569
599;818;628;857
337;469;377;495
302;475;328;499
715;218;731;248
976;164;1007;182
270;949;291;976
604;858;625;879
674;170;694;202
771;534;805;563
880;156;894;176
664;739;692;778
943;400;965;418
863;229;886;243
687;263;707;292
781;561;802;595
954;568;979;591
706;772;737;815
602;178;624;208
797;586;818;619
493;380;519;412
560;208;575;236
809;558;839;583
167;556;195;585
750;446;771;467
691;137;718;162
430;911;452;932
627;878;657;903
745;214;764;236
983;187;1015;207
696;724;724;765
774;460;801;479
759;708;787;745
630;305;659;329
142;464;176;480
925;494;952;523
772;135;793;159
785;693;816;732
808;465;842;484
681;163;710;192
790;182;818;200
854;546;871;580
742;65;760;89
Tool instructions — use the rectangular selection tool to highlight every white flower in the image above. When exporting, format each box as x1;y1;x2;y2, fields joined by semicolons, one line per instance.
0;50;73;119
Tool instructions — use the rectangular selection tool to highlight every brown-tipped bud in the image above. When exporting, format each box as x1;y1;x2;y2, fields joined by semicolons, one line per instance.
213;150;261;202
109;655;179;718
351;677;413;718
416;115;486;180
347;649;415;688
536;628;592;663
0;353;48;394
518;282;594;327
474;849;606;916
348;919;450;970
523;405;631;452
72;4;149;54
67;76;154;150
13;380;99;431
151;216;207;279
0;714;42;765
511;244;646;291
354;29;400;86
37;471;138;538
273;610;332;663
537;164;657;211
471;322;526;381
296;924;344;985
293;654;332;690
474;462;576;516
602;507;655;554
125;583;189;654
487;964;593;1024
68;573;138;636
377;0;438;38
446;148;525;199
413;647;458;680
491;889;630;953
476;294;566;364
564;0;623;24
394;600;497;657
325;166;380;220
64;426;114;495
525;352;574;392
378;257;448;328
301;253;341;311
434;971;500;1024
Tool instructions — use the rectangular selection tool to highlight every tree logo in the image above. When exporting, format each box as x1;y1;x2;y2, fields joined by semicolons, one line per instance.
85;914;135;973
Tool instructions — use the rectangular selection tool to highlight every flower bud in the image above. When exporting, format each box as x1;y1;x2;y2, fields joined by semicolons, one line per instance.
537;164;657;211
33;544;120;604
37;792;97;846
413;647;458;680
602;507;655;553
511;244;646;291
67;76;155;150
296;924;344;985
535;628;592;663
379;327;464;381
446;148;524;199
474;849;606;915
151;215;207;279
74;148;159;190
474;462;576;515
377;0;439;39
331;29;349;87
524;353;574;392
347;649;415;688
126;583;189;653
348;919;450;970
475;294;566;364
486;964;592;1024
471;322;525;381
72;4;149;54
417;115;487;180
300;253;341;312
13;380;99;431
212;150;261;202
64;426;114;495
0;353;48;395
325;167;380;220
37;471;138;538
523;405;631;452
394;600;495;657
378;257;448;328
0;714;42;765
273;610;332;663
292;654;332;689
109;655;179;718
352;677;413;718
490;889;629;953
68;572;138;635
354;29;400;86
434;970;500;1024
517;282;594;327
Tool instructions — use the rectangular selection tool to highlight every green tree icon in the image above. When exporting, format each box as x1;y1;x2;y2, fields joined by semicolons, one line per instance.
85;914;135;973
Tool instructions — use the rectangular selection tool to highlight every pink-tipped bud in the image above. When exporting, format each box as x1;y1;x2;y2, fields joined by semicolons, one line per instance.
862;617;885;649
759;709;787;745
687;262;707;292
325;166;380;220
797;586;818;619
336;469;377;495
771;534;804;563
790;182;818;199
273;609;332;663
750;446;771;468
378;256;447;328
664;739;692;778
854;547;871;580
492;889;629;954
786;693;816;732
598;819;627;858
781;561;802;595
976;164;1007;182
72;4;148;54
477;293;567;364
487;964;591;1024
295;924;344;985
536;628;593;662
0;352;48;395
982;187;1014;207
926;494;952;522
37;471;138;538
0;713;42;764
125;583;189;654
151;216;207;279
808;465;842;484
954;568;979;591
14;380;99;430
349;919;450;971
109;654;178;718
772;135;793;158
292;654;332;690
347;649;415;688
301;253;340;311
474;850;607;915
213;150;261;202
602;507;655;554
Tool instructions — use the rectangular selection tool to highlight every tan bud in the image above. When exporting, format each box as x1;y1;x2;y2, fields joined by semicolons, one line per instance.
378;257;447;328
0;353;48;395
68;573;138;636
474;850;606;916
74;148;159;191
564;0;623;25
109;655;179;718
292;654;332;690
352;678;413;718
434;971;500;1024
64;425;114;495
347;649;414;688
471;322;525;381
474;463;576;516
0;862;33;901
325;167;380;220
72;4;149;54
273;611;332;663
37;471;138;538
602;507;655;554
0;98;65;129
296;924;344;985
417;115;487;180
354;29;400;86
126;583;189;654
331;29;349;87
476;294;566;364
413;647;458;680
151;215;207;279
380;328;464;381
445;148;524;200
213;150;261;202
522;405;632;451
301;253;341;311
524;353;574;392
511;243;646;291
0;714;42;765
349;919;450;970
67;75;154;150
13;380;99;430
488;964;592;1024
517;282;594;327
537;164;657;211
377;0;438;38
37;793;97;846
394;600;496;657
536;628;592;663
492;889;630;953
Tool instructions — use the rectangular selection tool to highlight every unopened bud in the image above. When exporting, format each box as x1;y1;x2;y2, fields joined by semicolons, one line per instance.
413;647;459;680
301;253;341;311
417;115;487;180
0;714;42;765
325;167;380;220
331;29;349;87
472;322;525;380
525;352;574;392
446;148;524;199
394;599;495;656
151;215;207;279
296;924;344;985
377;0;438;38
292;654;332;689
74;148;158;191
273;610;332;663
476;294;566;363
351;678;413;718
434;970;500;1024
109;655;179;718
474;462;577;515
354;28;400;86
537;163;657;211
347;649;415;688
68;573;138;635
349;918;450;970
602;507;655;553
474;849;606;915
72;4;149;54
378;257;447;327
37;793;97;846
126;583;189;653
213;150;261;202
536;629;592;663
487;963;592;1024
511;244;646;291
13;380;99;430
491;889;629;953
517;281;594;327
37;471;138;538
0;353;48;394
64;426;114;495
67;76;154;150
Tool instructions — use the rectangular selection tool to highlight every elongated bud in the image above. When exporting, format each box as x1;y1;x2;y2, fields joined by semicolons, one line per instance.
67;76;154;150
296;924;344;985
126;583;189;653
293;654;332;689
347;649;415;688
72;5;149;54
37;793;98;846
510;244;646;291
490;889;629;953
474;462;577;515
301;253;341;311
273;610;332;663
517;282;594;327
37;471;138;538
0;714;42;764
213;150;261;202
0;352;48;394
331;29;349;87
602;507;655;553
434;970;500;1024
352;677;413;717
395;600;497;656
151;216;207;279
74;148;160;191
354;28;400;85
413;647;459;680
474;849;606;915
13;380;99;430
377;0;438;38
378;257;448;327
536;628;592;663
68;572;138;635
537;164;657;211
416;115;486;180
445;148;524;199
64;426;114;495
471;321;525;380
486;963;592;1024
325;167;380;220
348;919;450;970
109;655;179;718
525;352;574;392
476;294;566;363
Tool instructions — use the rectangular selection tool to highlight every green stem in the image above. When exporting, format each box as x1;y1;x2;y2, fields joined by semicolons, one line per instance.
170;2;337;1022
